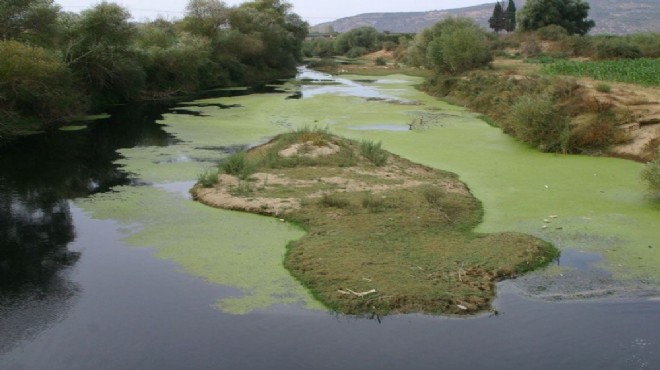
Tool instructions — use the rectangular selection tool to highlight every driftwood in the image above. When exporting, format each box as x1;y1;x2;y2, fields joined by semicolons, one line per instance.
338;288;377;297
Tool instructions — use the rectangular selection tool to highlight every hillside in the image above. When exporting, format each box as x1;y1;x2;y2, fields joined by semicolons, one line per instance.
310;0;660;35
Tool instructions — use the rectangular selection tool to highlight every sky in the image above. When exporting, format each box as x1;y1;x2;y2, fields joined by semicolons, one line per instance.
55;0;491;25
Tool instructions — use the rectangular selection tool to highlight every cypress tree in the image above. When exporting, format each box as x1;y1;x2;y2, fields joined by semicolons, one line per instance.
505;0;517;32
489;2;505;33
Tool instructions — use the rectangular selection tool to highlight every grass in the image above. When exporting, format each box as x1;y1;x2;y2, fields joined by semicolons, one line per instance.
193;130;558;316
542;58;660;86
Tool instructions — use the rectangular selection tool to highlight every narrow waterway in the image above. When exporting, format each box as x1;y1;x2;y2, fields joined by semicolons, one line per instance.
1;68;659;369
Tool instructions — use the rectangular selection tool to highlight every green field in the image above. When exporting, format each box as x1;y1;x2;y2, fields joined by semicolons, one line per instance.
542;58;660;86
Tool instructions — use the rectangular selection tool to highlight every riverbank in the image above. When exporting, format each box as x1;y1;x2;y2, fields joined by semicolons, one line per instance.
192;128;558;315
319;52;660;162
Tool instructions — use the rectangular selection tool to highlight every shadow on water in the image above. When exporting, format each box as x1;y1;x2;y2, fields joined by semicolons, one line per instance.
0;80;293;355
0;101;177;354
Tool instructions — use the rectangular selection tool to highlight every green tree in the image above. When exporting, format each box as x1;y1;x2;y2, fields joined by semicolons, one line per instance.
0;0;62;47
505;0;517;32
228;0;307;74
136;20;212;92
180;0;230;40
0;40;85;127
518;0;595;36
64;1;144;104
333;26;380;56
409;18;492;74
489;2;505;33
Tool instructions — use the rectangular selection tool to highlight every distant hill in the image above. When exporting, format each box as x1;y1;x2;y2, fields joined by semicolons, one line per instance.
310;0;660;35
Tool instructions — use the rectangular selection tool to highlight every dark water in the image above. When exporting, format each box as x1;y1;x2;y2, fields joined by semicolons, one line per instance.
2;87;660;369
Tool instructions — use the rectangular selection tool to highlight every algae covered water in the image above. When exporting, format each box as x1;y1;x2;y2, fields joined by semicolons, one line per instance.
1;68;660;369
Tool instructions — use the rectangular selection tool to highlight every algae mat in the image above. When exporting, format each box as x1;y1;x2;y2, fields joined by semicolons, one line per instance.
77;69;660;315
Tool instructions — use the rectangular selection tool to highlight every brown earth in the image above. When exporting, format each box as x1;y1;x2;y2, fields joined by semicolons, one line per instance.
493;58;660;161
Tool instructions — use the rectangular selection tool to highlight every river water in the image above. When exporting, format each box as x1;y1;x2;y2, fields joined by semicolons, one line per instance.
1;68;659;369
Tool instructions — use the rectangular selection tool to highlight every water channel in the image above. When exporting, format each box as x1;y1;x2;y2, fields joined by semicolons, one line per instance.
1;68;659;369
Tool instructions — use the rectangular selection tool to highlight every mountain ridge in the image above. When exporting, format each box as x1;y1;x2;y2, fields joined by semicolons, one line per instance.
310;0;660;35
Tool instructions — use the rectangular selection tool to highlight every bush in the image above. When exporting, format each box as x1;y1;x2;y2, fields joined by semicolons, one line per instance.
375;57;387;66
536;25;568;41
642;149;660;197
319;193;351;208
346;46;368;58
595;83;611;93
595;38;642;60
508;95;571;152
359;140;389;166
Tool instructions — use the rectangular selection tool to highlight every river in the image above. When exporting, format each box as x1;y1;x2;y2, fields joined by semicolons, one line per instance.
1;68;659;369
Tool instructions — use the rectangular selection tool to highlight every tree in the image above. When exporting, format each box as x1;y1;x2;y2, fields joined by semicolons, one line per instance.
0;0;62;47
505;0;517;32
65;1;144;103
333;26;380;56
518;0;595;36
180;0;230;40
0;40;85;126
418;18;492;74
489;2;505;33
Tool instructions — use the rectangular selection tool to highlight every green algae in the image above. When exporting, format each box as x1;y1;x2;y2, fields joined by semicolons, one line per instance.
58;125;87;131
76;71;660;316
70;113;111;121
76;185;322;314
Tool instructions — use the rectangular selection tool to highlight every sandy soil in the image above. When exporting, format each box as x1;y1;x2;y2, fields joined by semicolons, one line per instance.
192;141;470;216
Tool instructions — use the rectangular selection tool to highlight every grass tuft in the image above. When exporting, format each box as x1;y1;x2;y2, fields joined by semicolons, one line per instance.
221;151;255;180
359;139;389;166
197;168;219;188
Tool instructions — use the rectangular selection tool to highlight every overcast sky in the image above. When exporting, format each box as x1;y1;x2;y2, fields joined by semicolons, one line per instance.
55;1;491;25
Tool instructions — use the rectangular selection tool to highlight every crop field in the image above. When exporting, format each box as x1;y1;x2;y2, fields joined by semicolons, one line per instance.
542;58;660;86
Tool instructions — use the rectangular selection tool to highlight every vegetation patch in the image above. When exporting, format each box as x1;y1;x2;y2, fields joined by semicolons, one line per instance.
192;128;557;315
542;58;660;87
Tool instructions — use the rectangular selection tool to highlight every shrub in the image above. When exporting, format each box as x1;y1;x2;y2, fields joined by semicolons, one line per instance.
359;140;389;166
595;83;611;93
319;193;351;208
508;95;571;152
361;194;387;212
642;149;660;197
536;25;568;41
346;46;368;58
375;57;387;66
595;38;643;60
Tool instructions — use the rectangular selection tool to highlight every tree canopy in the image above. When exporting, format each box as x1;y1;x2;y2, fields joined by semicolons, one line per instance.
518;0;595;35
409;18;492;74
0;0;308;138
